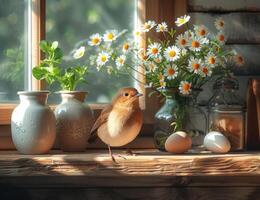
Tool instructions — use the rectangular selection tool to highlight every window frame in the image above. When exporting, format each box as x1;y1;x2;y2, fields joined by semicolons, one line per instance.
0;0;188;148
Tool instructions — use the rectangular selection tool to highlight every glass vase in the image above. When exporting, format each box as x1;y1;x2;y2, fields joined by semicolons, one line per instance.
154;88;185;150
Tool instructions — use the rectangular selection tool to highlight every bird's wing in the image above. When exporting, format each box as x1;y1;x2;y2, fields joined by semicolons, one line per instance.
88;104;113;143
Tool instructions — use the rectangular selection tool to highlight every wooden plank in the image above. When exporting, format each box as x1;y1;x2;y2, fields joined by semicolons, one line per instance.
0;187;259;200
0;150;259;187
190;12;260;44
188;0;260;12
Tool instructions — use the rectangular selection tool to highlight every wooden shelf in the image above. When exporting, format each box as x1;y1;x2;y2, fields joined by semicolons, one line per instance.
0;150;260;199
0;150;259;187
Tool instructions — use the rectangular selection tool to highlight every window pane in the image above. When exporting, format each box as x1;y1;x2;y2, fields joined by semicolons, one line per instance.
0;0;28;103
46;0;135;103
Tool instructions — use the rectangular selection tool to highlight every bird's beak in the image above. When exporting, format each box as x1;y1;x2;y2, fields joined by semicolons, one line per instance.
135;93;143;97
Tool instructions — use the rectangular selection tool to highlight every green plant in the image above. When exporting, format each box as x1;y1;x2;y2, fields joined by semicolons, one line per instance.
33;40;88;91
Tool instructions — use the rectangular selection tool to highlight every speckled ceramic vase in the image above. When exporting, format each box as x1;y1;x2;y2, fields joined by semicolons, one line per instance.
11;91;56;154
55;91;94;152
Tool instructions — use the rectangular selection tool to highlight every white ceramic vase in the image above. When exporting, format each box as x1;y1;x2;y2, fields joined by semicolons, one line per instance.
11;91;56;154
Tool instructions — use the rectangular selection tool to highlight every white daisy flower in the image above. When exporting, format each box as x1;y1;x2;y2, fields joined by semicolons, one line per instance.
96;51;110;66
188;57;202;74
88;33;102;46
234;54;244;66
141;20;156;32
176;34;188;48
158;73;166;88
164;65;178;80
181;48;188;56
205;53;217;67
146;61;158;72
188;36;207;51
156;22;168;32
216;31;226;44
175;15;190;27
103;30;118;42
122;42;130;53
106;66;114;75
179;81;192;95
133;29;142;39
199;64;212;77
184;31;194;39
215;17;225;30
73;46;85;59
115;55;126;68
194;25;208;37
164;46;180;62
147;42;162;58
154;56;162;64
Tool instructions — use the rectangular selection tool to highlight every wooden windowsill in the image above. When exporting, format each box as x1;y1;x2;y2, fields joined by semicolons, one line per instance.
0;150;259;188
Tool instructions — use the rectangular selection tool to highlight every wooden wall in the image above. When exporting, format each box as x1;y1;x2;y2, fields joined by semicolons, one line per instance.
188;0;260;75
187;0;260;107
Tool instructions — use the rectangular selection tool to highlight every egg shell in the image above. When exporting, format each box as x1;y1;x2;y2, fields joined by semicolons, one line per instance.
165;131;192;153
204;131;231;153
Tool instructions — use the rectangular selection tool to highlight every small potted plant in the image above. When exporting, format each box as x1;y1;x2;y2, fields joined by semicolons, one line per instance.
33;41;94;152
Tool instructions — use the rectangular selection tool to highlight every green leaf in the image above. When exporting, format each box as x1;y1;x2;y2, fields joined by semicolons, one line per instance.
32;67;48;80
39;40;49;53
54;48;63;60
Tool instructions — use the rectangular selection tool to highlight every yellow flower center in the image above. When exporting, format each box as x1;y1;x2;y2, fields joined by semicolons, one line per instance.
123;43;129;51
192;63;200;70
208;57;215;64
219;21;224;27
144;24;151;29
151;48;159;55
119;58;124;64
179;18;185;24
168;68;175;75
107;33;114;40
168;50;176;57
202;67;208;74
101;55;107;62
192;41;200;48
199;29;206;36
183;83;191;91
92;38;100;44
180;39;187;45
218;34;225;41
237;56;243;63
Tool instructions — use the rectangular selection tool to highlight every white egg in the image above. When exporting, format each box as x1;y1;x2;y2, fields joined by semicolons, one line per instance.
204;131;231;153
165;131;192;153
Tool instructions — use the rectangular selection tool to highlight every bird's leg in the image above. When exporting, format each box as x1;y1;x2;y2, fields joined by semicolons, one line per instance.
107;145;116;163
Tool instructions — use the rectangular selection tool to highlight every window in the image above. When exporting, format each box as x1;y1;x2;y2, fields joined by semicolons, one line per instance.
0;0;29;103
45;0;136;103
0;0;186;130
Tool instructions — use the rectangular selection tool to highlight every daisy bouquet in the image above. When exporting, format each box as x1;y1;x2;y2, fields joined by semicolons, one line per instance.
140;15;244;96
86;15;244;98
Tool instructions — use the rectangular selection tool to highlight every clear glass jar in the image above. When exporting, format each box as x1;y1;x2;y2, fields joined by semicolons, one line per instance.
208;76;245;151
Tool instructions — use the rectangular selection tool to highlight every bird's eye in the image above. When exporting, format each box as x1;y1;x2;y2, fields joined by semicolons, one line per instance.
124;93;129;97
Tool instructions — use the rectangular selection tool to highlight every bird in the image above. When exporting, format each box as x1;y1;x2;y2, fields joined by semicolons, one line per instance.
88;87;143;162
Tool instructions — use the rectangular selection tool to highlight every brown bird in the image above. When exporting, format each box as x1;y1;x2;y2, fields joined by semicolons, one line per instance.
88;87;143;162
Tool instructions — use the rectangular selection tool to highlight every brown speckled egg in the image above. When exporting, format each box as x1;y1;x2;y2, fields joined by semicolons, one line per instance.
165;131;192;153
